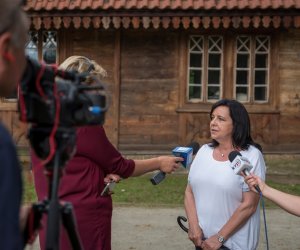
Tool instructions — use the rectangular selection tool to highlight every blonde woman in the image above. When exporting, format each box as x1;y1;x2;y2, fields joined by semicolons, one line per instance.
31;56;183;250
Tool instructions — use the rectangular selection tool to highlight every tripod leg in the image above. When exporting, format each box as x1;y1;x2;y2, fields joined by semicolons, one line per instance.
45;151;62;250
61;202;83;250
46;199;61;250
23;202;44;246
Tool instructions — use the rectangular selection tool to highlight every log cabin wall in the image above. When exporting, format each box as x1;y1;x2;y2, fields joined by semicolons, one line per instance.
118;30;180;150
2;27;300;154
276;28;300;152
175;28;299;153
59;29;120;146
60;28;181;150
57;27;300;153
0;105;28;148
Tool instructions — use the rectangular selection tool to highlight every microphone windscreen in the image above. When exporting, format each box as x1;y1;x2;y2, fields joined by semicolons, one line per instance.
228;150;241;162
187;142;200;155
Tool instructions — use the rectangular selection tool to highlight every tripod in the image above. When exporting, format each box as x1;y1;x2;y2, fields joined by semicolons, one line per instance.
29;127;83;250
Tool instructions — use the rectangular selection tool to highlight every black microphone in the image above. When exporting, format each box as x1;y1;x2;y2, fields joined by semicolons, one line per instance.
150;142;200;185
229;151;261;193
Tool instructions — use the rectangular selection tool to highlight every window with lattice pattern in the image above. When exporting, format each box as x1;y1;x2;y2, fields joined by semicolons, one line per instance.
187;34;270;104
235;35;270;103
188;35;223;102
2;31;58;102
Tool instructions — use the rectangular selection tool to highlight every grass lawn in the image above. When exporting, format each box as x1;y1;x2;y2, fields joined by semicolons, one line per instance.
112;174;300;208
23;171;300;209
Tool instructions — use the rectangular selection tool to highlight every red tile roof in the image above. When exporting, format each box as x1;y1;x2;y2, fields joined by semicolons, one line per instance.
25;0;300;30
25;0;300;11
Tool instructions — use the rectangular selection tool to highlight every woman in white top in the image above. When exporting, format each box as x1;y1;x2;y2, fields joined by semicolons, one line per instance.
184;99;266;250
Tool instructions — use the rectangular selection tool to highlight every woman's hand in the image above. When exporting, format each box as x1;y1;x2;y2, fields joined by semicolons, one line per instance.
244;174;266;194
157;156;183;173
201;234;222;250
104;173;121;183
188;223;204;248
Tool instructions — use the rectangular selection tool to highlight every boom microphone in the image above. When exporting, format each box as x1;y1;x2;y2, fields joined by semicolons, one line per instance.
229;151;261;193
150;142;200;185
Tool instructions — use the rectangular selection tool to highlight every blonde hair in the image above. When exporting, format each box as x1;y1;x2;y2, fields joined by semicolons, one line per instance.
59;55;107;84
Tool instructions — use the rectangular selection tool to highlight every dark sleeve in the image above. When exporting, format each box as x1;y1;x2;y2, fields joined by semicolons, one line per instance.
75;126;135;178
0;125;23;249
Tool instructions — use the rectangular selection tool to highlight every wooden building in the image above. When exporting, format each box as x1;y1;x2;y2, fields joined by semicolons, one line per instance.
2;0;300;154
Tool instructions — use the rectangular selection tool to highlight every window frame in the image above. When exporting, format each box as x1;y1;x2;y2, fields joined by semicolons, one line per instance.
178;30;278;113
187;35;224;103
234;35;271;104
0;30;59;105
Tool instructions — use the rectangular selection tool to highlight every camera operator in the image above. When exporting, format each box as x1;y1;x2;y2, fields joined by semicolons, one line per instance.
0;0;30;249
31;55;183;250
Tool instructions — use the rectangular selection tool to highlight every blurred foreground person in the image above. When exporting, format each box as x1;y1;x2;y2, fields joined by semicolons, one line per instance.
0;0;29;249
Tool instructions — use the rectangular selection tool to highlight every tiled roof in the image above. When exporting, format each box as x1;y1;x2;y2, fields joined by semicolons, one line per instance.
25;0;300;11
25;0;300;30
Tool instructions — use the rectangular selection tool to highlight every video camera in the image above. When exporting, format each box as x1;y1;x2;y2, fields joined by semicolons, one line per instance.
19;57;107;127
18;57;108;163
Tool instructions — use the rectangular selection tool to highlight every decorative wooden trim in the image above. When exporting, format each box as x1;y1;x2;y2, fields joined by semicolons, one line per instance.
162;17;171;29
28;15;300;30
172;17;181;29
294;16;300;27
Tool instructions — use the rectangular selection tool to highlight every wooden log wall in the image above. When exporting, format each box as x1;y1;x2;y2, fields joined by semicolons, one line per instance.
276;29;300;152
0;104;29;160
60;29;120;146
118;30;180;150
1;27;300;154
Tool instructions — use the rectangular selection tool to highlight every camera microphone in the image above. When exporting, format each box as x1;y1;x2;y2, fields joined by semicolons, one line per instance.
229;151;261;193
150;142;200;185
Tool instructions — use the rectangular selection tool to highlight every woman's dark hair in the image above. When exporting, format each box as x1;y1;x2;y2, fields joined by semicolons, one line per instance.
209;99;262;152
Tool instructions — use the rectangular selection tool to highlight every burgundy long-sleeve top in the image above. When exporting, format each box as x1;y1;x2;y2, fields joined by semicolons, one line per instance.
32;126;135;250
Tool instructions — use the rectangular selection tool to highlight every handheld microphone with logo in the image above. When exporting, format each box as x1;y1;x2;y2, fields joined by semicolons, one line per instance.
228;151;261;193
150;142;200;185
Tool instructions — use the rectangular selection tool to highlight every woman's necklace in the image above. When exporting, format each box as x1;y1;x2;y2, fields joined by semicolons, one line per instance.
217;147;225;157
218;147;232;158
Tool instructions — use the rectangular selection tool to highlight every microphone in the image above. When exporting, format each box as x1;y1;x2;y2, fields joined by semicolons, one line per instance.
228;151;261;193
150;142;200;185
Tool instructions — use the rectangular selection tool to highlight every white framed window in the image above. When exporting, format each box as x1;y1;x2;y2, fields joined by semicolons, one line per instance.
188;36;203;101
207;36;223;101
25;30;58;63
234;35;270;103
187;34;270;104
42;31;57;64
1;31;58;102
188;35;223;102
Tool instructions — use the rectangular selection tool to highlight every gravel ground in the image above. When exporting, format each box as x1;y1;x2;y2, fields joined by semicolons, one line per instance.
111;206;300;250
25;206;300;250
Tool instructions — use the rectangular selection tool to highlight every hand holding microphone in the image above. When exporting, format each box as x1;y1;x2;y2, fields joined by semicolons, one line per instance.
244;174;266;194
229;151;261;193
150;155;185;185
150;142;200;185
